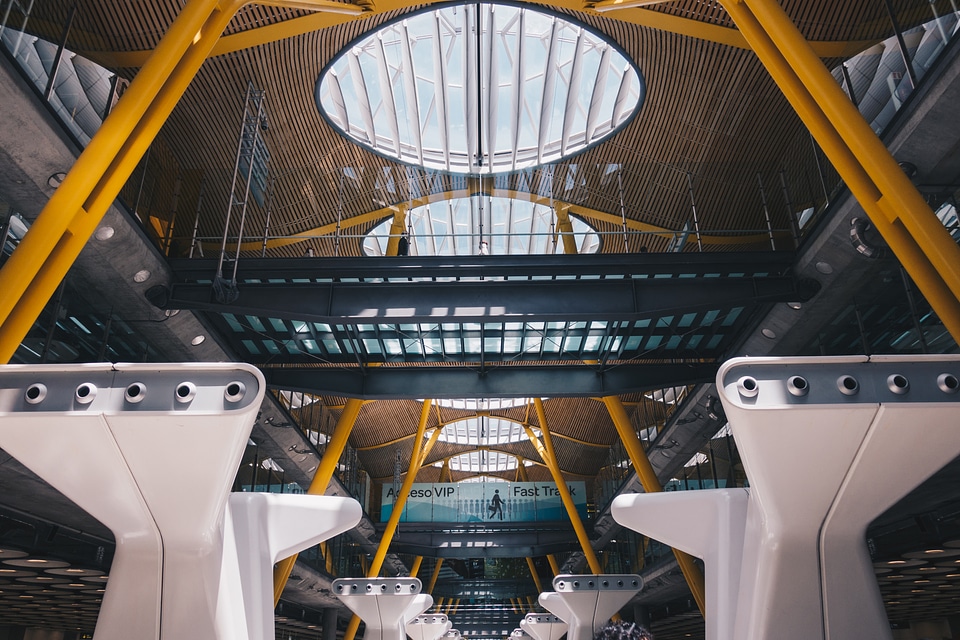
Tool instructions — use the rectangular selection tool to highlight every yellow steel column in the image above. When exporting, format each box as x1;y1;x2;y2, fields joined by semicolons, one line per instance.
427;557;444;592
546;555;560;577
343;401;436;640
410;556;424;578
719;0;960;340
526;557;544;593
602;396;706;617
273;397;364;604
0;0;366;361
554;205;579;255
0;0;237;361
527;399;603;574
384;206;408;256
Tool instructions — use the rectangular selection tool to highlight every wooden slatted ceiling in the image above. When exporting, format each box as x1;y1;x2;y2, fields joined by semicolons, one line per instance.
41;0;931;260
160;30;808;254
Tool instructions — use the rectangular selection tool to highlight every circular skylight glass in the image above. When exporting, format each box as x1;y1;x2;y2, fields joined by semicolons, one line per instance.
364;196;600;255
447;450;519;473
317;3;644;174
433;398;532;410
435;416;537;445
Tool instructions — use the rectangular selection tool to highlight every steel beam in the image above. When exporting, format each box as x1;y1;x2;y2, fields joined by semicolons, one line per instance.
273;397;364;604
384;527;581;558
263;363;719;400
343;400;435;640
526;400;602;573
158;275;812;324
720;0;960;341
602;396;706;617
166;252;797;281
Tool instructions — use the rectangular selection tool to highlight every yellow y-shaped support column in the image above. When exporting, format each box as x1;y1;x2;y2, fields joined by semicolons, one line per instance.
427;558;444;593
720;0;960;340
554;205;579;255
0;0;367;362
343;401;438;640
603;396;706;617
526;399;603;574
385;206;408;256
526;556;544;594
0;0;236;361
273;397;364;604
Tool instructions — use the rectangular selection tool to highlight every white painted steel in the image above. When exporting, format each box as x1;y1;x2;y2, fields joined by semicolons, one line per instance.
612;489;748;640
520;612;567;640
538;574;642;640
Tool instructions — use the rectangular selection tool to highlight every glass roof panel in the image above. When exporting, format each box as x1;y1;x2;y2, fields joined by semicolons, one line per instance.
363;196;599;256
448;450;519;473
436;416;533;445
317;3;644;174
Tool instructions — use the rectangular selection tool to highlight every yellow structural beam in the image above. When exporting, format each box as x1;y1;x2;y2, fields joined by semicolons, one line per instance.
527;399;603;574
547;554;560;577
222;182;782;255
273;397;364;604
0;0;383;362
343;400;437;640
526;557;544;593
720;0;960;341
554;205;579;255
0;0;236;362
602;396;706;617
427;557;444;593
410;556;424;578
385;205;408;256
88;0;873;70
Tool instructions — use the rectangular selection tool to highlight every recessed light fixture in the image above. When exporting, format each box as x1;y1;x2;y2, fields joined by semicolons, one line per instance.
94;226;115;241
787;302;802;310
761;328;777;339
191;335;205;346
815;261;834;275
133;269;151;283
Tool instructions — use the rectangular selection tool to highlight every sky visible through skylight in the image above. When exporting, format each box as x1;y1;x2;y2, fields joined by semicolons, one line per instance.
317;2;644;174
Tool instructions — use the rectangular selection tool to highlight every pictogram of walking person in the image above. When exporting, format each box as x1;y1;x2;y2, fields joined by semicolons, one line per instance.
488;489;504;520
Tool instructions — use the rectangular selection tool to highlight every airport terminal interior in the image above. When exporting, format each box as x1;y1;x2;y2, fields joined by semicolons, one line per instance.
1;0;960;638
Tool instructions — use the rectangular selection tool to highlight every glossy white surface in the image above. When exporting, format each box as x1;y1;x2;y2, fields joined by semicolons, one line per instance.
0;364;361;640
405;614;452;640
230;493;363;640
613;356;960;640
538;575;642;640
332;578;432;640
520;613;567;640
612;489;748;640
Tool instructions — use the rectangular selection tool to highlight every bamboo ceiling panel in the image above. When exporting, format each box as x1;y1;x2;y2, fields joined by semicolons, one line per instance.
18;0;941;260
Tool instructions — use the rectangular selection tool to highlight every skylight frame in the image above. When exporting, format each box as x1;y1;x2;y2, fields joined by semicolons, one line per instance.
316;1;645;175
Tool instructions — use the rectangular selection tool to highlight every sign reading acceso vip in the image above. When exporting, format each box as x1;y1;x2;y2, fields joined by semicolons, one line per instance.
380;482;588;523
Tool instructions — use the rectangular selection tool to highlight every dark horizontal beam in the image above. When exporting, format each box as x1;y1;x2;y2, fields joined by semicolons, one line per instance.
262;362;719;399
387;529;580;558
167;251;797;282
154;275;817;323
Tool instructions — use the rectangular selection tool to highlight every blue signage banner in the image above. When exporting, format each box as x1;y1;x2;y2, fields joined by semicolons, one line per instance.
380;481;587;523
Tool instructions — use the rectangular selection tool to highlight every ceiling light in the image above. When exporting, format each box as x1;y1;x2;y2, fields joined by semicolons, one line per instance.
815;261;833;275
761;328;777;339
94;226;115;241
133;269;150;283
787;302;802;310
191;335;205;346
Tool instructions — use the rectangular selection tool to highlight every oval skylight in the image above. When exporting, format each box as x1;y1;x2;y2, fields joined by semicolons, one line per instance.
435;416;537;445
317;3;644;174
363;196;600;255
